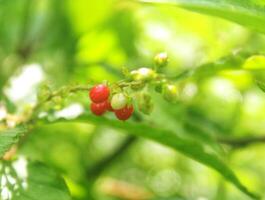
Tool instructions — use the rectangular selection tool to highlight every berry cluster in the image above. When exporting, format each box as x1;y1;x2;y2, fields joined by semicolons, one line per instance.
89;84;134;121
89;52;178;121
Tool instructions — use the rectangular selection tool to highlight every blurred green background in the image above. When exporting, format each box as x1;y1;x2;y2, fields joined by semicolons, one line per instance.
0;0;265;200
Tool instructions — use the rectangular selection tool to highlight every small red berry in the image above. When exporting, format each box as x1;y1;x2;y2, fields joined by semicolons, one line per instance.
90;101;108;116
114;105;134;121
89;84;110;103
106;101;114;112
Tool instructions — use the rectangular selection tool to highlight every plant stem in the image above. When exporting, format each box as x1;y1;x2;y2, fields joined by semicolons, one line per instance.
86;136;137;179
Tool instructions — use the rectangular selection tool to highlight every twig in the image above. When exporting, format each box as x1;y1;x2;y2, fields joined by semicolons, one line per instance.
86;135;137;179
87;113;142;179
32;85;93;115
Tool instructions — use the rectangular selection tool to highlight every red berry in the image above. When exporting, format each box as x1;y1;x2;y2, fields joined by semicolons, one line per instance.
89;84;110;103
114;105;134;121
90;101;108;116
106;101;114;112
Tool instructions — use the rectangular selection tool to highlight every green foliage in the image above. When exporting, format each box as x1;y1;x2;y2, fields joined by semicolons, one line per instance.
42;114;259;199
0;159;71;200
0;126;27;158
1;0;265;200
256;80;265;93
142;0;265;34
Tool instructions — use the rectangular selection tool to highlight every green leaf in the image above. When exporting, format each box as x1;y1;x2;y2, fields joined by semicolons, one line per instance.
141;0;265;34
0;158;71;200
0;126;27;158
256;80;265;92
193;51;248;79
243;55;265;70
42;114;260;199
171;51;254;80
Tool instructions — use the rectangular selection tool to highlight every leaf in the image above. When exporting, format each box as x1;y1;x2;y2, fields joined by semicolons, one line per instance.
243;55;265;92
0;126;27;158
194;51;249;77
256;80;265;93
0;158;71;200
243;55;265;70
171;51;255;81
141;0;265;34
42;114;260;199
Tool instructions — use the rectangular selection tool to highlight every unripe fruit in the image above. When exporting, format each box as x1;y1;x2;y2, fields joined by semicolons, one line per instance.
154;52;168;68
130;67;156;82
162;84;178;103
111;93;128;110
89;84;110;103
154;79;168;93
90;101;108;116
130;81;145;91
114;105;134;121
137;93;154;115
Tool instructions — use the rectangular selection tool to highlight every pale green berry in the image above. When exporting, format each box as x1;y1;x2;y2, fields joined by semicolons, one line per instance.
130;67;156;82
111;93;128;110
154;52;168;68
154;78;168;93
162;84;178;103
137;93;154;115
130;70;139;80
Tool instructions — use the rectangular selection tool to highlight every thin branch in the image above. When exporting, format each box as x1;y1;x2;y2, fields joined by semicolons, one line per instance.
86;135;137;179
86;113;141;179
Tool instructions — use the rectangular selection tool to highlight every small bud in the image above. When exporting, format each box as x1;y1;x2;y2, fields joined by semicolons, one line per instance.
154;78;168;93
37;84;51;102
122;66;130;77
61;86;70;98
111;93;128;110
130;67;157;82
130;81;145;91
154;52;168;68
52;96;63;110
53;96;62;104
162;84;178;103
137;93;154;115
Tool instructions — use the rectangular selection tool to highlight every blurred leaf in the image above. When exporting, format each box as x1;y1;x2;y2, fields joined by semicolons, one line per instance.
256;80;265;93
194;51;250;79
141;0;265;34
183;119;223;153
66;0;113;34
0;159;71;200
219;69;253;90
0;126;27;158
171;51;254;81
42;114;260;199
243;55;265;70
108;10;138;57
77;30;119;63
1;95;17;113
